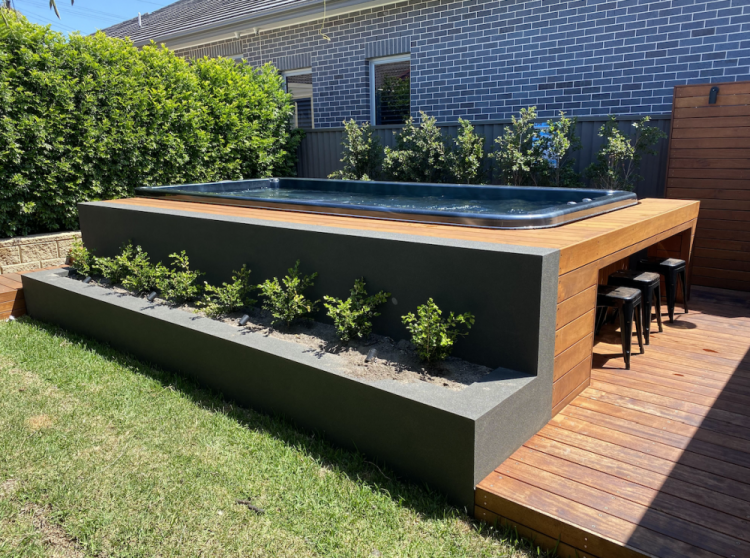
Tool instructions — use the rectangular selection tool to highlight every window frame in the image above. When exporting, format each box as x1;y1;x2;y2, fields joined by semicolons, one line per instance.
369;54;411;125
282;67;314;129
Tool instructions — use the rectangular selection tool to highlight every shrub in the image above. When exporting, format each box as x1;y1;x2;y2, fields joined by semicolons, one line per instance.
401;299;475;363
323;278;390;343
196;265;255;318
491;107;549;186
446;119;486;184
97;242;138;285
120;248;168;294
540;112;582;188
158;251;203;304
329;119;382;181
257;261;318;328
584;116;666;191
0;12;301;238
383;112;451;183
67;240;96;276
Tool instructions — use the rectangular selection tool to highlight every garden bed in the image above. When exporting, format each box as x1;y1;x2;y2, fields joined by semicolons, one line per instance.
22;267;552;509
79;276;492;391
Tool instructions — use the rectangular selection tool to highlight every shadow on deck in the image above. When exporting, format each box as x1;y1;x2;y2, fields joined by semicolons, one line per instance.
475;286;750;558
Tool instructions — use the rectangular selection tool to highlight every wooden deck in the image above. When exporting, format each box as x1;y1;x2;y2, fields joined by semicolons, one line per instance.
0;272;26;321
476;286;750;558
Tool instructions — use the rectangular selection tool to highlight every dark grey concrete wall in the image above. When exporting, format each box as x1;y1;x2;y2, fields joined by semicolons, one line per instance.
79;202;560;374
22;269;552;509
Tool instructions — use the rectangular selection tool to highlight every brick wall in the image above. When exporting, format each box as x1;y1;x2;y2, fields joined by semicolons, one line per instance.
174;0;749;127
0;232;80;275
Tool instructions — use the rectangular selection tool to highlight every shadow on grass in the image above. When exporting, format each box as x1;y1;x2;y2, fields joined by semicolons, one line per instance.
12;317;558;557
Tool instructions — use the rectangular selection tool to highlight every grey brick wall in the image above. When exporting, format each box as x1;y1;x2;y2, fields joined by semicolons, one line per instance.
174;0;750;127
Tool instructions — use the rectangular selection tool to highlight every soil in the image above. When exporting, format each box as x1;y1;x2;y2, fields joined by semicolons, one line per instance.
76;277;492;391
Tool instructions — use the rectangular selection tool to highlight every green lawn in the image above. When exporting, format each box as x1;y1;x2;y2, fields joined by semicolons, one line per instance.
0;318;553;558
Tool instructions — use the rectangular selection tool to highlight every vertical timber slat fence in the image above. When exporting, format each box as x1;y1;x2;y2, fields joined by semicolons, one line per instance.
295;115;672;200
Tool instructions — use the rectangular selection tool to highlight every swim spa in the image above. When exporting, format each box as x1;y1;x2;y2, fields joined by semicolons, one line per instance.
135;178;638;229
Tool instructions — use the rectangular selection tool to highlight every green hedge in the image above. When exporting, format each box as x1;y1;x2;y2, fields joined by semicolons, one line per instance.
0;12;301;238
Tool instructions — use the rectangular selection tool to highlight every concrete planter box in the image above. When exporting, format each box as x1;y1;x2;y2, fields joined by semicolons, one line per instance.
23;268;552;509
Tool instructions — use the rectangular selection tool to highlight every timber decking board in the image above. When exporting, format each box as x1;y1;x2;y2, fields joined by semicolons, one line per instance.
665;80;750;291
108;197;699;276
0;266;66;321
477;286;750;558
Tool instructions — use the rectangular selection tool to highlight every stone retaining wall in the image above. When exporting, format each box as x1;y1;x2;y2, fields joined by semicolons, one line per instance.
0;231;80;274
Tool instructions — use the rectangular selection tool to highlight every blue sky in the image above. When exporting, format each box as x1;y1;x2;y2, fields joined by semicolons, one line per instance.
13;0;174;35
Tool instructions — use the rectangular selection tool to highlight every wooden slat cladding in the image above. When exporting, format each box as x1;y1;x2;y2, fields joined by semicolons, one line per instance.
665;80;750;291
478;287;750;558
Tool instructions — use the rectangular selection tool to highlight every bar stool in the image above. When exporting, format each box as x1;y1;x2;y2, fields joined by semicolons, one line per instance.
637;258;688;322
608;270;663;345
596;285;645;370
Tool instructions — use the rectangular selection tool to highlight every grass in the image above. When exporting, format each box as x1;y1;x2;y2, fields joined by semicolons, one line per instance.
0;317;555;558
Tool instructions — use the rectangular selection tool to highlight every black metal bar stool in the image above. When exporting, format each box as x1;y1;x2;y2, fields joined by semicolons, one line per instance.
596;285;644;370
637;258;688;322
608;270;663;345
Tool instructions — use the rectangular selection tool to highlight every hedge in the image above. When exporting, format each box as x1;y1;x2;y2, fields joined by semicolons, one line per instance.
0;12;302;237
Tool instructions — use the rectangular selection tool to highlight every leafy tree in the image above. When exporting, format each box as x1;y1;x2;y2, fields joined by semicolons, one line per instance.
328;119;382;181
0;13;300;237
323;278;390;343
584;116;666;191
401;299;474;363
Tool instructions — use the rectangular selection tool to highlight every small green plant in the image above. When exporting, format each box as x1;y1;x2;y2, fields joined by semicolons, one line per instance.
158;251;204;304
401;299;475;363
97;242;138;285
447;118;485;184
323;278;390;343
196;265;256;318
329;119;382;181
67;240;96;276
121;247;168;294
491;106;548;186
383;112;451;183
257;261;318;328
584;116;667;191
541;111;582;188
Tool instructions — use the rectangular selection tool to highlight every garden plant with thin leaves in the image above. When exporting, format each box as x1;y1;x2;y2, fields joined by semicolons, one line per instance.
402;299;475;363
196;265;256;318
258;261;319;328
323;278;390;343
157;251;204;304
584;115;666;191
328;119;383;181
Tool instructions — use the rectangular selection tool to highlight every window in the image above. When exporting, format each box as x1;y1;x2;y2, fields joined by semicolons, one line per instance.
284;68;314;129
370;55;410;125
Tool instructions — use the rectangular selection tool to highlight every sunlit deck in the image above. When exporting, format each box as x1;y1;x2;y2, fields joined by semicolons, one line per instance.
477;286;750;558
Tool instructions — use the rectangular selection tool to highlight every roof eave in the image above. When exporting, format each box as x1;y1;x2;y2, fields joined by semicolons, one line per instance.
131;0;408;49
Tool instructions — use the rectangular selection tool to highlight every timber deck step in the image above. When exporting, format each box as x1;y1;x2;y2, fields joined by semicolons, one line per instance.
0;267;66;321
476;286;750;558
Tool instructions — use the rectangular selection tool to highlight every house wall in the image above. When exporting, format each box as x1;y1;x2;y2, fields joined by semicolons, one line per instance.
172;0;749;127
